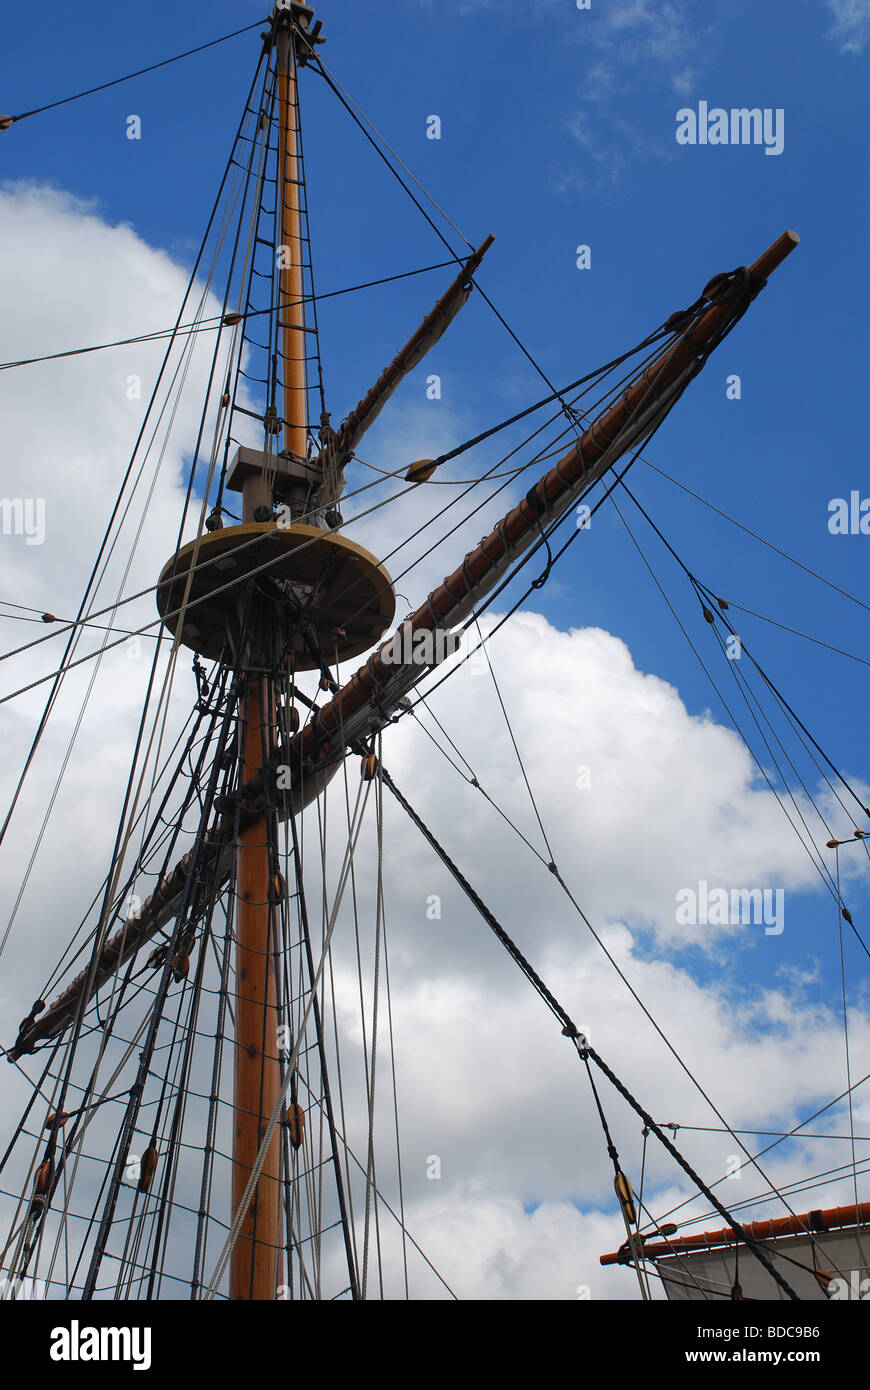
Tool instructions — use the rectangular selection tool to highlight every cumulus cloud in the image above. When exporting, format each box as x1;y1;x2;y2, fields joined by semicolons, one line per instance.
0;183;227;987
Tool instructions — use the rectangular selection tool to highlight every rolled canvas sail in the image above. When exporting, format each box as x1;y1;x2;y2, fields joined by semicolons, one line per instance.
656;1225;870;1301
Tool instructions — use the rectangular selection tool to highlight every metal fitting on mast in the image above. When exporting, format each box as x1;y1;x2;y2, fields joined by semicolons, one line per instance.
272;1;325;66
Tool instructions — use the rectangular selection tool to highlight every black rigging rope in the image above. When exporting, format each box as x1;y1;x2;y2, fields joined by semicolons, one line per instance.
581;1045;799;1299
402;404;684;716
310;52;594;434
401;643;870;1247
0;329;671;696
607;492;854;917
609;483;870;960
618;478;870;821
0;263;456;373
378;763;801;1300
2;19;270;125
640;459;870;617
0;42;270;853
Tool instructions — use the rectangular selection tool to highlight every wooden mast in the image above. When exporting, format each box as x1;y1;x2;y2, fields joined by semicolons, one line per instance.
276;10;307;465
230;1;310;1302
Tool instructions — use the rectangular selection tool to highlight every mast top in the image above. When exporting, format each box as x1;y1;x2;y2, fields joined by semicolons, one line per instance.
271;0;325;64
273;0;313;17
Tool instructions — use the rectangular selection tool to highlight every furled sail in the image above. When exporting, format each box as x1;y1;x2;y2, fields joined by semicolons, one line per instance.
313;235;494;505
601;1203;870;1301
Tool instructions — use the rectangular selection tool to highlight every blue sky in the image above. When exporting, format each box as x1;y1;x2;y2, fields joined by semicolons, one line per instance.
1;0;869;1296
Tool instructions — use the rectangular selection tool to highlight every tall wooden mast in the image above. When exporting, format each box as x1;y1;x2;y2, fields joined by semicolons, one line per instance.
276;10;308;465
230;0;311;1302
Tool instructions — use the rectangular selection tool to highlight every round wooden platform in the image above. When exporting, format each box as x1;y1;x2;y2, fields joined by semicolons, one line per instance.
156;522;395;667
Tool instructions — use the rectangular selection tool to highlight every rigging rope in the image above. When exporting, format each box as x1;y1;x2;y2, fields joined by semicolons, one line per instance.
0;44;270;858
640;458;870;617
617;478;870;822
378;763;801;1299
0;263;457;374
2;18;269;125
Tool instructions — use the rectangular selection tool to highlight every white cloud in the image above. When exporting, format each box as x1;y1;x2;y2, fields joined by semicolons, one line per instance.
0;181;238;1004
671;65;696;96
394;1191;639;1300
559;1;707;193
606;0;694;61
828;0;870;52
583;1;700;73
